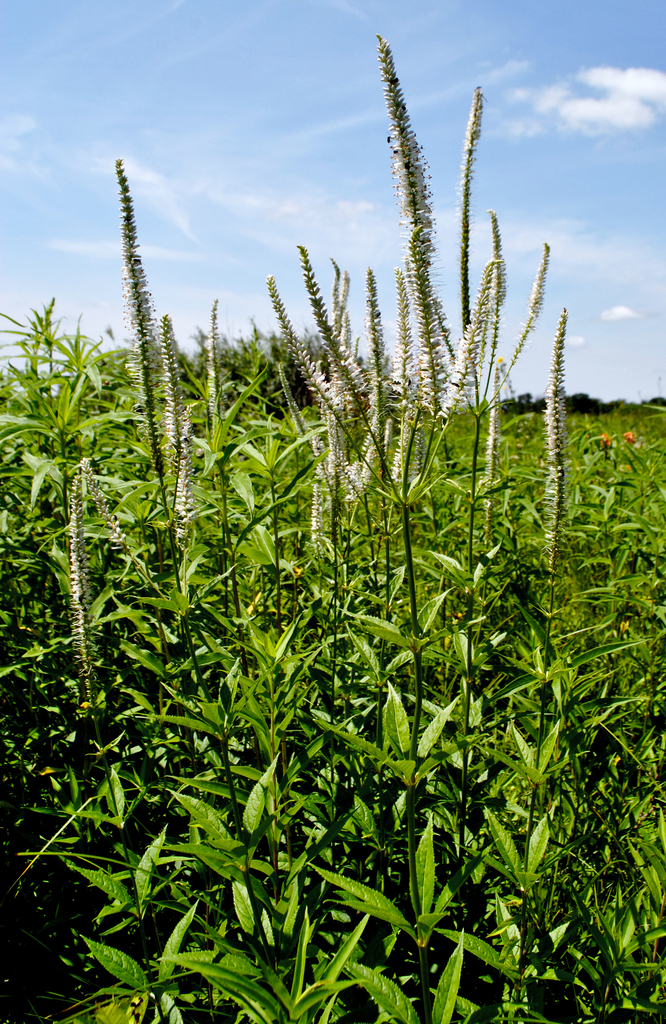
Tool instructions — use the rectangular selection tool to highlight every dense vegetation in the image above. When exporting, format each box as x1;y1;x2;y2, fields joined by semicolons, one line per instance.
2;34;666;1024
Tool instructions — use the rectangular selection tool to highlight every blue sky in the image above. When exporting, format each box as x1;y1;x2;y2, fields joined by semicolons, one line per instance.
2;0;666;400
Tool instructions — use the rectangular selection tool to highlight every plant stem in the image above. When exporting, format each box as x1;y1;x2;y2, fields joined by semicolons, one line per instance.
220;726;273;965
518;577;556;981
459;411;482;856
402;498;432;1024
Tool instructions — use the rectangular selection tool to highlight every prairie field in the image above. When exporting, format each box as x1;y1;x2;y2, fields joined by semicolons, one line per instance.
2;36;666;1024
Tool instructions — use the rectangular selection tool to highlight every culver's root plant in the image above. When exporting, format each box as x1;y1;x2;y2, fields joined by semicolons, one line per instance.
2;33;666;1024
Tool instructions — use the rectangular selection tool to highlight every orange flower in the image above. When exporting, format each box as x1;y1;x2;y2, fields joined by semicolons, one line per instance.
623;431;637;444
600;433;612;449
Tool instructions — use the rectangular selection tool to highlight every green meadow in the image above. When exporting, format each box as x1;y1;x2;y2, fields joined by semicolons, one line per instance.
2;36;666;1024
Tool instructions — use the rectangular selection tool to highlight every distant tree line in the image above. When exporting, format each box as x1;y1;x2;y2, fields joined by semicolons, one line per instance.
180;326;664;419
503;392;666;416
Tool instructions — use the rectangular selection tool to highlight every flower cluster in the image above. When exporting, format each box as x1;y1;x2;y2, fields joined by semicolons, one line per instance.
116;159;163;477
80;459;126;550
69;474;96;701
544;310;569;572
160;315;195;546
268;37;552;553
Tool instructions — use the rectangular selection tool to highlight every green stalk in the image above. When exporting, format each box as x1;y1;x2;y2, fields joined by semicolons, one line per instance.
459;411;482;856
220;477;250;676
270;479;282;635
91;714;155;995
518;577;555;980
220;726;273;965
402;482;432;1024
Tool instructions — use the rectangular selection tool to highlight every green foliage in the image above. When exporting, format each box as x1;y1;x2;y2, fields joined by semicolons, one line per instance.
2;37;666;1024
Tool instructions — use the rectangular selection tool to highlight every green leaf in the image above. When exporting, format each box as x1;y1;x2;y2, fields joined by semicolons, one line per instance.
315;866;414;935
292;981;356;1018
493;750;543;785
233;880;255;933
243;755;279;833
527;815;550;875
416;816;435;916
434;855;484;914
432;932;464;1024
291;907;312;1001
352;795;376;837
169;957;279;1023
159;901;198;980
74;993;149;1024
486;812;521;877
613;996;666;1016
323;722;387;765
120;640;166;677
569;639;643;669
231;470;254;514
432;552;470;589
320;914;369;983
418;593;447;633
417;698;458;759
83;937;147;989
439;930;517;980
26;456;55;506
537;722;559;773
352;613;410;648
347;963;421;1024
348;631;380;679
135;827;165;914
384;683;411;756
243;780;266;834
69;865;134;911
172;792;237;845
106;768;126;822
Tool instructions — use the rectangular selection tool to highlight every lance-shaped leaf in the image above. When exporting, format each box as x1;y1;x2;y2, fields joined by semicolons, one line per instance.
439;930;518;980
244;755;279;834
135;827;165;915
432;932;464;1024
351;613;411;648
172;792;236;845
68;864;134;913
383;683;411;756
315;866;414;936
527;815;550;875
159;901;198;981
168;958;279;1024
486;812;521;880
290;908;313;1002
417;698;458;759
415;816;435;917
83;937;147;989
347;962;421;1024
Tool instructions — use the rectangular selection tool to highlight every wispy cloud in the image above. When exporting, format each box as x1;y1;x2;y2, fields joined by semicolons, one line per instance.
507;66;666;135
307;0;369;19
0;115;36;169
567;334;586;347
49;239;205;262
93;157;197;240
485;59;530;83
601;304;644;321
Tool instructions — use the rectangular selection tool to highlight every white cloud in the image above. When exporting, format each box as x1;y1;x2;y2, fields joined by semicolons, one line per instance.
0;115;36;169
49;239;205;262
94;157;196;239
485;60;530;83
601;304;644;321
307;0;369;18
508;66;666;134
567;335;586;347
199;181;397;262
